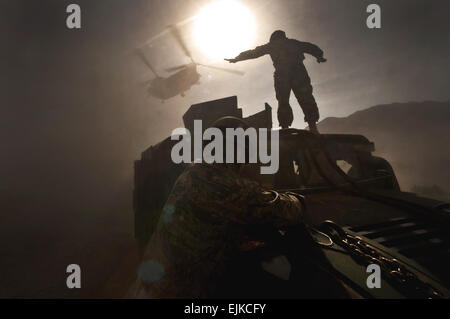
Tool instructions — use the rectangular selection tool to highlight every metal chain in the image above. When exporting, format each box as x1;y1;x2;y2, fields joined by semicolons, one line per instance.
320;221;443;299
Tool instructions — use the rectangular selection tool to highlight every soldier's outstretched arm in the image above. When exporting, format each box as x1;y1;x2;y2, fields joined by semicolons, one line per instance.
225;44;270;63
245;190;305;228
221;174;305;227
295;40;326;63
183;164;305;227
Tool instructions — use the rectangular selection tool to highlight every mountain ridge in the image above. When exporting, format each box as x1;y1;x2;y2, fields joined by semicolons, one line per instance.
317;100;450;198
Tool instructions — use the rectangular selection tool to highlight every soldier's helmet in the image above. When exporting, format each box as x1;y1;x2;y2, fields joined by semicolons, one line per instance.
208;116;251;164
270;30;287;43
211;116;250;131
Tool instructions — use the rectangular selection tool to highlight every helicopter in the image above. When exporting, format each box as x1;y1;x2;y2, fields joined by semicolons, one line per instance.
136;25;244;102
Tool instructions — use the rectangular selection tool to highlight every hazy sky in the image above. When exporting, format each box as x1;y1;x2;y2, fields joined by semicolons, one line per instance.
126;0;450;130
2;0;450;298
1;0;450;222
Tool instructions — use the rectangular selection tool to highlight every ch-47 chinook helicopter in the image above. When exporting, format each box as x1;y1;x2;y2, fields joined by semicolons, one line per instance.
135;25;244;102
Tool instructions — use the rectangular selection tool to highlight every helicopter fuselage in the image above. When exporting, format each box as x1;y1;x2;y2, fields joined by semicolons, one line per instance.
148;64;200;101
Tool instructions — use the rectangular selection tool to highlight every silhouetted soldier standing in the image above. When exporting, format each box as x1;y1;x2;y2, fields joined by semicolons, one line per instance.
226;30;326;133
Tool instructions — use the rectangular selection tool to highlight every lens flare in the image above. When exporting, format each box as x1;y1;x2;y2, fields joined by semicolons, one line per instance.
193;0;256;61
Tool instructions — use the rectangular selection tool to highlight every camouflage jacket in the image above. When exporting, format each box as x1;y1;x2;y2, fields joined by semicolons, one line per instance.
136;163;304;298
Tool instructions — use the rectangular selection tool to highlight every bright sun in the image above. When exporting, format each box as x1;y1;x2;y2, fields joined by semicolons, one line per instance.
193;0;256;61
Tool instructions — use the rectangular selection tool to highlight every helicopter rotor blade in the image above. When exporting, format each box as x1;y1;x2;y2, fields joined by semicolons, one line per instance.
136;15;197;50
135;48;159;77
139;78;153;86
168;25;195;63
165;64;189;72
197;63;245;76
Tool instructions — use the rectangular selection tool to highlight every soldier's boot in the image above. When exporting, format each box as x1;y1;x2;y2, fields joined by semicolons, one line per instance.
308;121;319;134
278;105;293;129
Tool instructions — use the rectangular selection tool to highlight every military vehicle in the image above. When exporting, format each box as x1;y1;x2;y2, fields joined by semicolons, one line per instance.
133;96;450;298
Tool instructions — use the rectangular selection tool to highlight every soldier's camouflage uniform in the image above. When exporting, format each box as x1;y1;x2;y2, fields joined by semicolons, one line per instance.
136;163;304;298
232;38;324;128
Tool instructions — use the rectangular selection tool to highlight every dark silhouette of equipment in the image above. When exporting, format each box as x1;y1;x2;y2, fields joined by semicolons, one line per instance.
133;96;450;298
136;25;244;102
